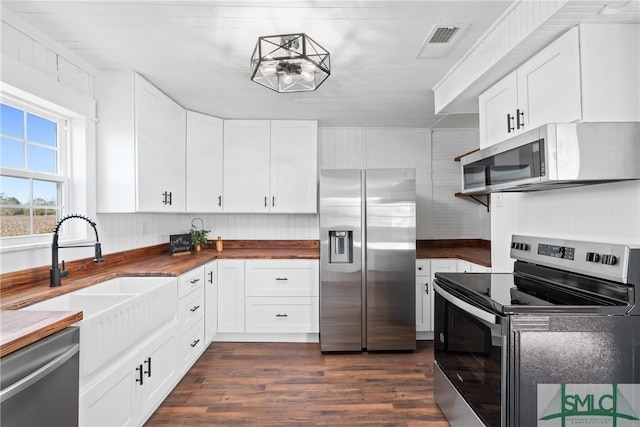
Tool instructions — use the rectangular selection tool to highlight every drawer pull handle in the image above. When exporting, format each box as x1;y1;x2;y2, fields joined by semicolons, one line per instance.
190;278;200;284
275;277;288;281
190;305;201;312
275;313;288;318
190;339;200;348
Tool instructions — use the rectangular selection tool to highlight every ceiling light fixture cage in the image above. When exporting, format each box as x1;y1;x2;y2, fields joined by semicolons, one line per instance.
250;33;330;93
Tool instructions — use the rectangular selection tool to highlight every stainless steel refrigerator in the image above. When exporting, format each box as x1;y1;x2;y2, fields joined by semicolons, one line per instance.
319;169;416;352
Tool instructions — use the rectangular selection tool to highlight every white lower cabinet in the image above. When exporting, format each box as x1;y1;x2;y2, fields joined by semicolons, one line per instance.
79;322;179;427
137;326;179;423
245;297;319;333
215;259;319;341
179;320;205;370
204;261;218;343
177;267;206;376
415;260;431;333
79;354;138;427
217;260;246;333
79;266;212;426
415;259;491;337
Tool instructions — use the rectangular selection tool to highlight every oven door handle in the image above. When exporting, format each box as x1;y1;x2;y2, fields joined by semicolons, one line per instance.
434;283;499;325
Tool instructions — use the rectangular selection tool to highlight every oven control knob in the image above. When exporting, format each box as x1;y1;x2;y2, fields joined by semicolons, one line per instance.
586;252;600;263
601;255;617;266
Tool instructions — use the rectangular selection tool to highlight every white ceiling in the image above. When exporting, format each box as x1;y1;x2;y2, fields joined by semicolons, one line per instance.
2;0;514;128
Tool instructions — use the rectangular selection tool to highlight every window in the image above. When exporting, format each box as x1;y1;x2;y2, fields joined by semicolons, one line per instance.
0;101;67;238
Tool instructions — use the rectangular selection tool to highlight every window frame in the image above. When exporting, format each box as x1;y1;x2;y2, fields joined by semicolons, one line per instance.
0;94;72;247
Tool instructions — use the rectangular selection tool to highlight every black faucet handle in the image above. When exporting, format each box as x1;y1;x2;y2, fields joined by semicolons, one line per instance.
94;242;104;263
61;260;69;277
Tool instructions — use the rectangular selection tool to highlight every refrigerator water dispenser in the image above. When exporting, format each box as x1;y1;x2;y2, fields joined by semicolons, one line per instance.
329;230;353;263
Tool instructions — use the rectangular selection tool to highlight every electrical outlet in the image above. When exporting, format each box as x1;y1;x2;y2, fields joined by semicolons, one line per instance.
494;193;503;207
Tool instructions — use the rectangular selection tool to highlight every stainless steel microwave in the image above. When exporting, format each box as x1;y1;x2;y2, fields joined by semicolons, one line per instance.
461;122;640;195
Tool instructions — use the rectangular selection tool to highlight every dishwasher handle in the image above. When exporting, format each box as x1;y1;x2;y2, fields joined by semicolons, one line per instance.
434;283;499;325
0;343;79;403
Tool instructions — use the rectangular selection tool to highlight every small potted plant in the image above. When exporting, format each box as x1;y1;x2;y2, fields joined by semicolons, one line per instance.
190;225;210;251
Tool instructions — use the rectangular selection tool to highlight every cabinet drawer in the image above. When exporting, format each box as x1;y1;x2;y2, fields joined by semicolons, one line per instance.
178;267;204;299
245;297;319;333
179;322;205;369
178;286;204;333
416;260;430;276
245;260;319;297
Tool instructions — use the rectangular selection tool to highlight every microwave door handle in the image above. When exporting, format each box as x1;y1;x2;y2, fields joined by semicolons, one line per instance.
434;283;498;325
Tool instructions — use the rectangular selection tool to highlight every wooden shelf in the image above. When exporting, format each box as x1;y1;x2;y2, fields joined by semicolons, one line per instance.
454;148;479;162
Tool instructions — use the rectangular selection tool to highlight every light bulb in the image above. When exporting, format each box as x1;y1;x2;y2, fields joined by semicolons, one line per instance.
303;62;317;72
301;71;314;82
282;73;293;84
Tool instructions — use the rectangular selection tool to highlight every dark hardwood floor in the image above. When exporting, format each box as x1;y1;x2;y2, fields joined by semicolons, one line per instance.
145;340;450;426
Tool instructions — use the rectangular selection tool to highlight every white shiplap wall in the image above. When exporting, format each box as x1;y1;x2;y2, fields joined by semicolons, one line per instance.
491;181;640;272
431;129;490;239
1;10;96;98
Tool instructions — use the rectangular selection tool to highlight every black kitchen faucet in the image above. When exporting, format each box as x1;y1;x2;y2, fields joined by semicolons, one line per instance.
50;214;103;287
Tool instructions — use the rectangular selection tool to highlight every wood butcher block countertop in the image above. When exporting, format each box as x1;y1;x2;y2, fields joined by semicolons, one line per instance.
416;239;491;266
0;239;489;356
0;310;83;357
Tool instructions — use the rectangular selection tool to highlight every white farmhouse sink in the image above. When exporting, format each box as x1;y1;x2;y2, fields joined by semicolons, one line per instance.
21;276;178;379
21;293;135;318
77;276;175;295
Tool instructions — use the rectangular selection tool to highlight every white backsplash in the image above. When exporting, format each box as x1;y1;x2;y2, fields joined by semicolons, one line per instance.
97;212;319;254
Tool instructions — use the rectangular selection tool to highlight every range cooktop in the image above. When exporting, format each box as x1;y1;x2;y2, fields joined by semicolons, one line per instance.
435;272;631;315
435;234;638;316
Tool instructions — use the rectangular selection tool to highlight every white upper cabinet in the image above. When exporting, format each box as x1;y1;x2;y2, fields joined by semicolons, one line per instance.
186;111;223;212
479;24;639;148
223;120;272;212
223;120;318;213
478;72;519;148
96;71;186;212
270;121;318;213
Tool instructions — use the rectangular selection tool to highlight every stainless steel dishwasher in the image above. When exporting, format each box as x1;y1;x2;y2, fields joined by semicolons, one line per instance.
1;326;80;426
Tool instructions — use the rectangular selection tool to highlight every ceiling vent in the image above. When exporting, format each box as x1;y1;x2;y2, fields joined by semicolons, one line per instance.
415;24;466;59
429;26;459;43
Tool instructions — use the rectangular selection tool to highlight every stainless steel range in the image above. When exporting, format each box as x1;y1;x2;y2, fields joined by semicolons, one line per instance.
433;235;640;427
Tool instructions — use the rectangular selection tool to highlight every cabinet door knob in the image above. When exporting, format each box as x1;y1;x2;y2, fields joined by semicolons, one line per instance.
190;305;201;312
190;339;200;348
218;195;222;207
275;313;288;318
507;114;515;133
424;282;429;294
275;277;288;281
264;196;268;207
208;271;214;284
